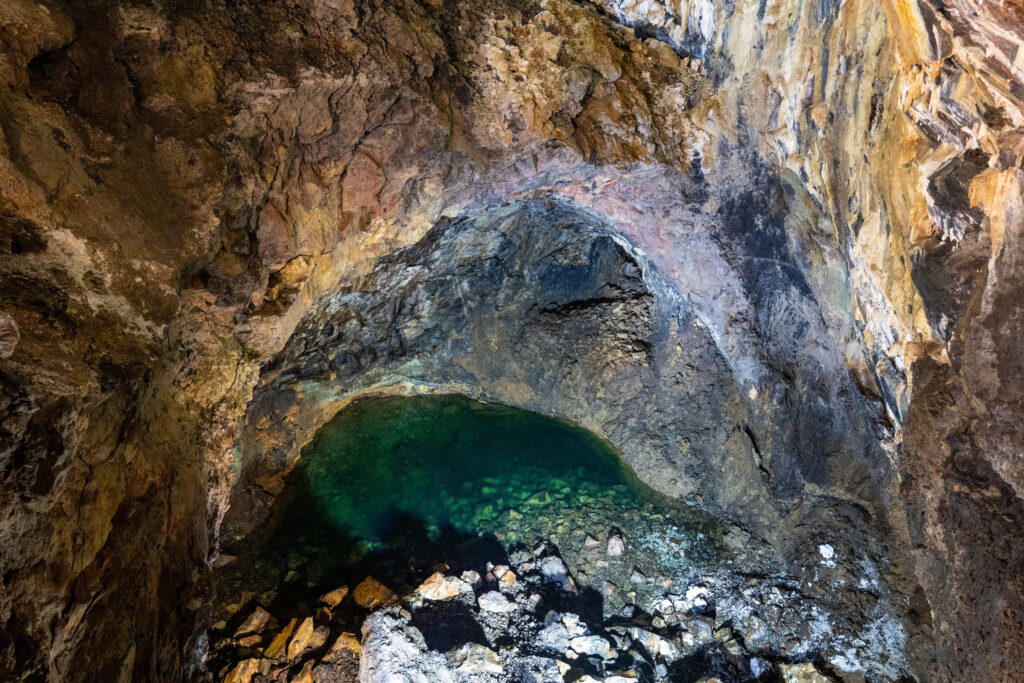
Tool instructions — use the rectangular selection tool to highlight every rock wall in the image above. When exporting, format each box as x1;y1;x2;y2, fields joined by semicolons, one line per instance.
0;0;1020;680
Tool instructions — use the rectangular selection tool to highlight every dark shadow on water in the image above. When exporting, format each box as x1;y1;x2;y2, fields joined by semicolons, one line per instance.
218;505;513;628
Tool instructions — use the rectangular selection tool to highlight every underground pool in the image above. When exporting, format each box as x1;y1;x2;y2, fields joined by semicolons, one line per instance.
207;395;907;681
214;395;731;613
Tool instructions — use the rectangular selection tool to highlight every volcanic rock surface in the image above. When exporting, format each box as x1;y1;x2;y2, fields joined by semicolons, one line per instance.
0;0;1022;680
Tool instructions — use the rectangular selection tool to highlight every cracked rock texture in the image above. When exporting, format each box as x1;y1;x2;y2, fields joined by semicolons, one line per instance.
0;0;1021;680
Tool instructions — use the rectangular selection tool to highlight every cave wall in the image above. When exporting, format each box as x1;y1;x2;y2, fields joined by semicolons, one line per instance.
225;199;776;543
0;0;1021;680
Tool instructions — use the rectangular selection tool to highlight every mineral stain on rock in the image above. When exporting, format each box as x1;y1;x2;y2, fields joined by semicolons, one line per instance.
2;0;1023;678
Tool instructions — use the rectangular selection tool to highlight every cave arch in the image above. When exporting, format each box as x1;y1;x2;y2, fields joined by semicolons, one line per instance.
223;198;774;547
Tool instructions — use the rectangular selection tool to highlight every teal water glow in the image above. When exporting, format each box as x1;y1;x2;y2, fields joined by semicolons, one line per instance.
215;394;730;619
287;394;650;548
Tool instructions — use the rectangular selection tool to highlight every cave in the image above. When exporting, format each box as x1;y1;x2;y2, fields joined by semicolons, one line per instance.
1;0;1023;681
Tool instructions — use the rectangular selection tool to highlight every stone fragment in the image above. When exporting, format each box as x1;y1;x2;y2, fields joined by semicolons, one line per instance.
0;313;18;359
680;615;715;643
320;585;349;608
517;656;567;682
456;643;503;675
749;657;771;677
478;590;516;613
568;635;612;660
322;631;362;663
583;534;601;549
607;534;625;557
498;568;517;588
215;554;237;568
223;657;268;683
416;572;465;600
353;576;396;608
234;606;271;637
536;622;570;654
287;617;327;660
359;612;454;682
780;663;830;682
629;627;679;662
538;555;574;591
629;567;646;584
264;619;297;660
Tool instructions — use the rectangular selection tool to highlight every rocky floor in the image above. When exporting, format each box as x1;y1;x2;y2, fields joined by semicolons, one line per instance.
206;518;908;682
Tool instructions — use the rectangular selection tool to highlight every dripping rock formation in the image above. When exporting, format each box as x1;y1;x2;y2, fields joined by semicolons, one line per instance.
0;0;1022;680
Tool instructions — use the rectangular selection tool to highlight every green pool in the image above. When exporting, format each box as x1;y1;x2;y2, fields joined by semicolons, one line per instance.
216;394;727;615
289;394;649;547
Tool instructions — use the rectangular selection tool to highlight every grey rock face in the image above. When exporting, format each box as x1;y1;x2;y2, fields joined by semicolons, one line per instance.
231;199;798;541
360;613;454;683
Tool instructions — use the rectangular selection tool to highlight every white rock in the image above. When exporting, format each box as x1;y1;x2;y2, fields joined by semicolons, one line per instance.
538;556;574;591
478;591;516;613
607;535;625;556
568;635;612;659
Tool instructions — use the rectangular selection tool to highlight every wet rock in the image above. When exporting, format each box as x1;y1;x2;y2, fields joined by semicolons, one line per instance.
607;534;626;557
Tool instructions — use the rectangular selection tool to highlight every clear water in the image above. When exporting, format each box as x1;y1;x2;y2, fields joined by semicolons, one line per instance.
216;394;729;618
292;394;650;547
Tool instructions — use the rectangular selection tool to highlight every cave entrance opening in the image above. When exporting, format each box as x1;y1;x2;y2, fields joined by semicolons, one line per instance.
214;393;728;630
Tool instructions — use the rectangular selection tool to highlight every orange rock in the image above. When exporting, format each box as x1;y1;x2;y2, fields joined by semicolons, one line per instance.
223;658;266;683
287;617;328;660
322;631;362;664
353;576;396;608
415;572;464;601
263;618;297;660
234;606;271;637
320;585;349;608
